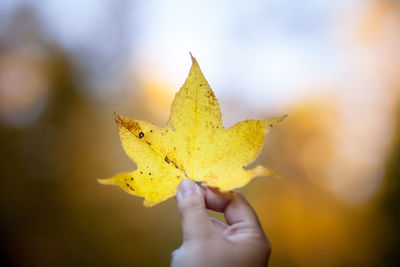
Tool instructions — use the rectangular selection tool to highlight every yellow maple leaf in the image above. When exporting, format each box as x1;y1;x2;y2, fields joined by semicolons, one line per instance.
98;55;287;207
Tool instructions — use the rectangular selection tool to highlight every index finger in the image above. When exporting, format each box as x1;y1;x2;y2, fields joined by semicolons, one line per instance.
204;188;262;230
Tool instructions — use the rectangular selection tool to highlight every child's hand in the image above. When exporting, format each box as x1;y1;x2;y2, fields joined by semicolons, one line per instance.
171;180;271;267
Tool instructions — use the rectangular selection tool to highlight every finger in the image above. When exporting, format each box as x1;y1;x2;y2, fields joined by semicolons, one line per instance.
225;192;262;229
204;188;261;229
210;217;227;232
204;187;234;212
176;179;212;240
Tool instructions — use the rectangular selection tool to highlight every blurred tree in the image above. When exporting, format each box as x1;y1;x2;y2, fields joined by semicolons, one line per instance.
0;6;90;266
0;6;180;267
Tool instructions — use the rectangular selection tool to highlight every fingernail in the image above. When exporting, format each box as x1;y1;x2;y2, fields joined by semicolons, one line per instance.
179;179;196;197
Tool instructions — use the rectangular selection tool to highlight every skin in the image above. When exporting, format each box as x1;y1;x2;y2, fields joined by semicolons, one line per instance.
171;179;271;267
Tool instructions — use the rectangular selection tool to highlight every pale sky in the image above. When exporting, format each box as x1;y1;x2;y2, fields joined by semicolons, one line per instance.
0;0;362;110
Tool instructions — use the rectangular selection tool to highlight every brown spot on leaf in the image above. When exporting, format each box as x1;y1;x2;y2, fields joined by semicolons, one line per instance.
115;114;141;133
206;90;215;99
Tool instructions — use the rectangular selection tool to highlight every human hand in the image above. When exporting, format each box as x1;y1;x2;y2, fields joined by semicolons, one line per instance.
171;179;271;267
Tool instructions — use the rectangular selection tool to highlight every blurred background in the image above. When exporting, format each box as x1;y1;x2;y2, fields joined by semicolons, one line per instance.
0;0;399;266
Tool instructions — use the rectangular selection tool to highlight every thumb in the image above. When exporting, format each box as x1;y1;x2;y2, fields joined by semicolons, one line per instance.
176;179;212;241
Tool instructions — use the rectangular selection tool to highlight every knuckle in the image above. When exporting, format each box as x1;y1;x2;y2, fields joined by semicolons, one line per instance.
234;191;244;198
234;191;246;201
258;235;271;255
